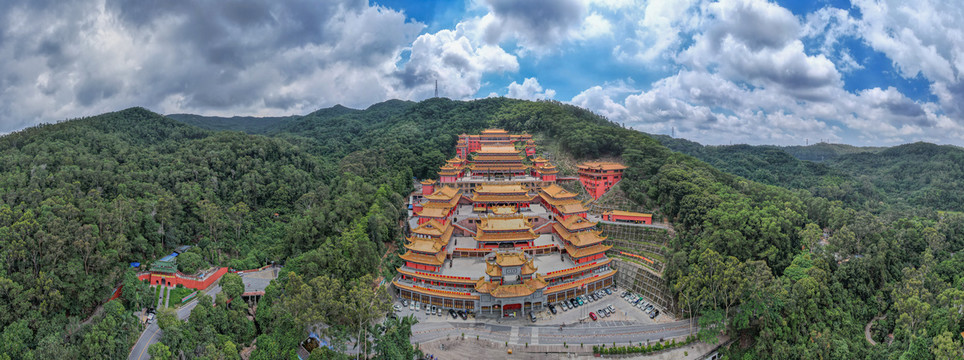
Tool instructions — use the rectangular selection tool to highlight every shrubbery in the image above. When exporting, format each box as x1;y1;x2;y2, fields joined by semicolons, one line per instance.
592;336;694;355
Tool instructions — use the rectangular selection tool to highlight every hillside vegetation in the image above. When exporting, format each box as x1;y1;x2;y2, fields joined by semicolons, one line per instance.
0;98;961;359
655;135;964;217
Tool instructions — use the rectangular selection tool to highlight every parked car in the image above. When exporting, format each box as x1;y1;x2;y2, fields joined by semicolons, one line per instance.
529;312;537;323
561;303;568;311
393;304;401;312
449;309;458;319
415;302;420;311
650;309;660;319
548;304;557;314
402;299;409;307
589;312;597;321
409;302;415;310
605;288;612;295
645;305;654;314
458;310;467;320
608;305;615;312
437;308;443;316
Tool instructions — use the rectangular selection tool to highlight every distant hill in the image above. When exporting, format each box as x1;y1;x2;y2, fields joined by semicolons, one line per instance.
165;113;300;134
653;134;848;190
654;135;964;213
782;142;883;162
165;102;399;135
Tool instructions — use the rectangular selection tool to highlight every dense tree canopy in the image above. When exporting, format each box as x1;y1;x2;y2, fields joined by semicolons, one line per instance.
0;98;961;358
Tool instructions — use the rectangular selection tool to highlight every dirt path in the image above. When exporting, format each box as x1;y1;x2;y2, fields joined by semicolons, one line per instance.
865;315;885;345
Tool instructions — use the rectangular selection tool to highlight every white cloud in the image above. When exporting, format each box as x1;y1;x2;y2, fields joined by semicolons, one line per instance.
506;77;556;100
579;12;614;39
481;0;589;52
393;17;519;100
852;0;964;124
612;0;703;62
570;81;636;121
568;0;964;145
0;0;426;132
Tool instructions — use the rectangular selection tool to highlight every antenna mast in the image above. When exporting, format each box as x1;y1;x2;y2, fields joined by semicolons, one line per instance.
435;79;438;98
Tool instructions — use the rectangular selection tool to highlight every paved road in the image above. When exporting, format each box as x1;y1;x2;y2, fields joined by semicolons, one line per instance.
128;284;223;360
410;318;695;346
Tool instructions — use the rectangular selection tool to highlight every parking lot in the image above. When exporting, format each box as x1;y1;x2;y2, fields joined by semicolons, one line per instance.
534;288;673;327
392;287;674;327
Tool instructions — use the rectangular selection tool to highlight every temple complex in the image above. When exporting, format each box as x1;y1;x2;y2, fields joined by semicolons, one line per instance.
393;129;616;317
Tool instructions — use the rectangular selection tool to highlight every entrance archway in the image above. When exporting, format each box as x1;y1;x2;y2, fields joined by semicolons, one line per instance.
503;303;521;317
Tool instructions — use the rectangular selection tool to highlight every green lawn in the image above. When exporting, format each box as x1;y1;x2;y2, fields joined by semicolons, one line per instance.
169;287;196;307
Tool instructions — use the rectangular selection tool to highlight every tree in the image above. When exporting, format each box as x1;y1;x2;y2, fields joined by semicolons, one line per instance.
373;315;421;360
931;331;962;360
282;272;346;336
156;307;180;331
220;273;244;300
893;266;932;338
196;199;225;243
148;342;174;360
227;202;250;242
176;252;206;275
122;270;151;309
346;274;391;358
799;223;822;253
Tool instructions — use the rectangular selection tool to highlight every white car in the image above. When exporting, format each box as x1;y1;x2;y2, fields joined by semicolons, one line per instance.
409;302;414;310
415;302;420;311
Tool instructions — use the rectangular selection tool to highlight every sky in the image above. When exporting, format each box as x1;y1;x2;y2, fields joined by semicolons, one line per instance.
1;0;964;146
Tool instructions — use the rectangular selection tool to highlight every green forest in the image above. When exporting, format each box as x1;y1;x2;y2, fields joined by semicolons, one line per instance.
0;98;962;359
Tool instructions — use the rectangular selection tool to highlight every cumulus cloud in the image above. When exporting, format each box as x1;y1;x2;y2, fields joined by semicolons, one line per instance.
853;0;964;123
680;0;841;97
393;24;519;99
612;0;702;62
570;81;637;121
570;0;964;145
482;0;588;50
4;0;964;146
0;0;425;133
506;78;556;100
